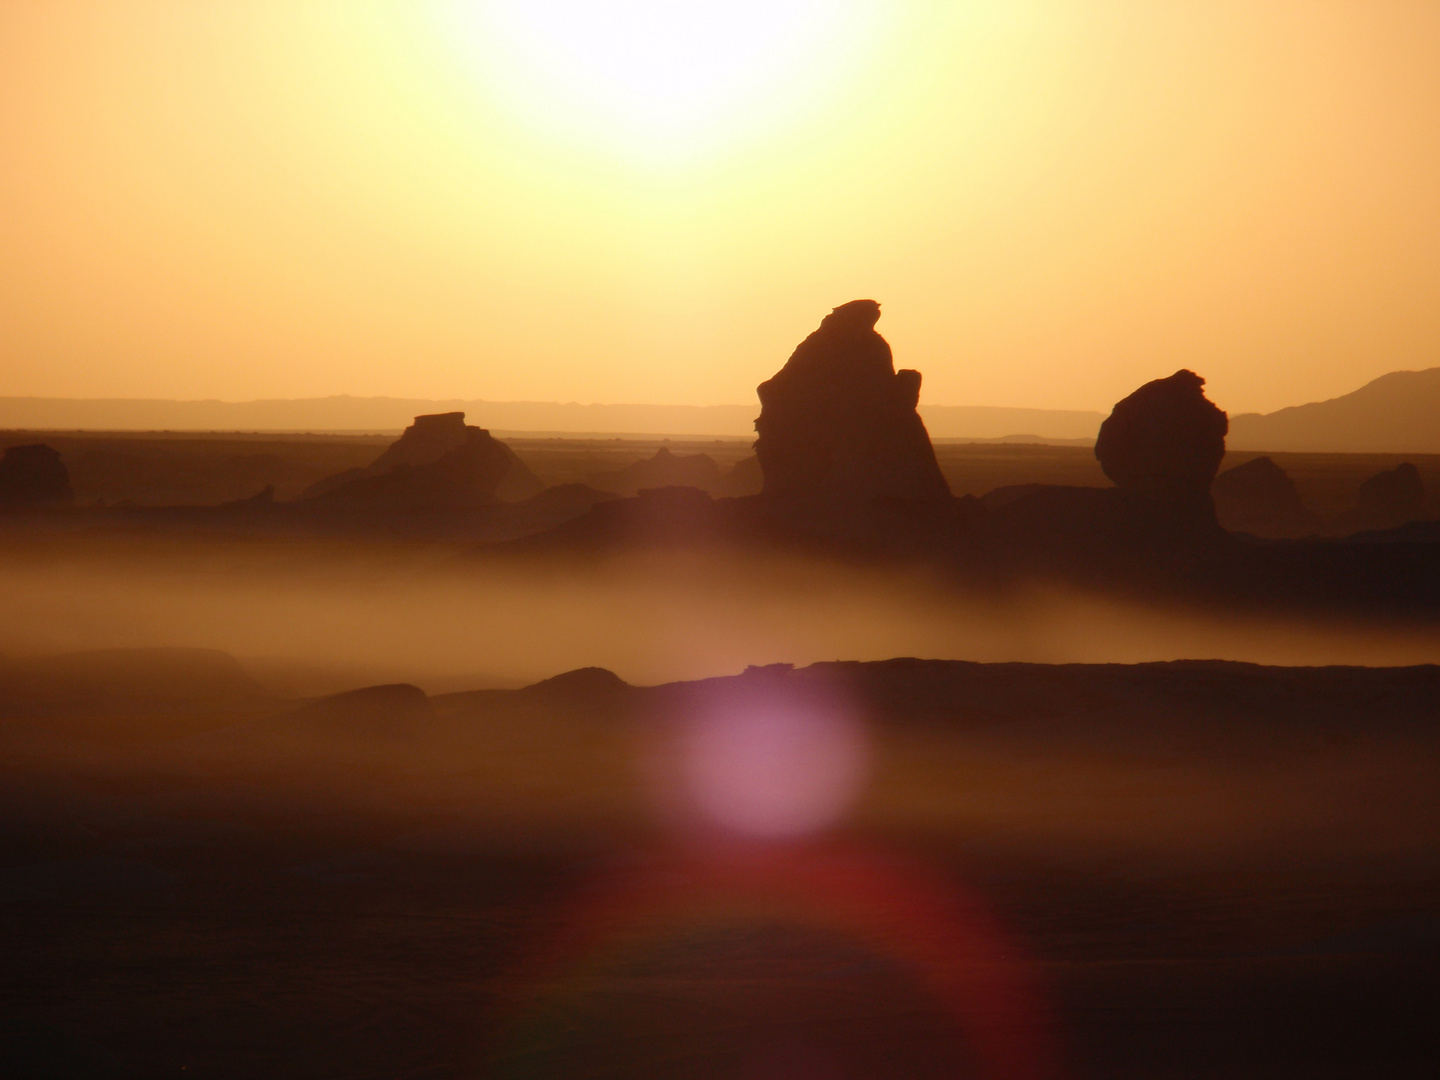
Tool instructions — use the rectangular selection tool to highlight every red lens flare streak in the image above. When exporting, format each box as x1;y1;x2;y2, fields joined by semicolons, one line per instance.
490;842;1063;1079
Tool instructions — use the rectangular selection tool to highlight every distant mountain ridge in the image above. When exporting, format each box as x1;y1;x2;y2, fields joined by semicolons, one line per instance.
1228;368;1440;453
0;395;1105;441
7;368;1438;451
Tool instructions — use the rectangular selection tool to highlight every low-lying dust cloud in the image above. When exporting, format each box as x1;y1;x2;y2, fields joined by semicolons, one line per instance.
3;540;1436;692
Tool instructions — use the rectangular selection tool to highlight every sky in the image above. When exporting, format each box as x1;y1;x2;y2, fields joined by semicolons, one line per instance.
2;0;1439;415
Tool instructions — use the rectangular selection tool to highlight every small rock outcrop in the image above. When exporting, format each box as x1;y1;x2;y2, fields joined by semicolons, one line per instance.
1354;462;1428;531
1212;456;1318;538
718;454;763;497
1095;370;1228;501
0;444;73;506
588;447;723;497
305;413;543;511
754;300;950;503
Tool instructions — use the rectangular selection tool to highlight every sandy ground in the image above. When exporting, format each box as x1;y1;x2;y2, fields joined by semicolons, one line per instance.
2;652;1437;1078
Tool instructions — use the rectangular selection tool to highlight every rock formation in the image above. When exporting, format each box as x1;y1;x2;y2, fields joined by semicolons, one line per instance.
983;370;1230;573
1353;462;1428;531
369;412;479;471
523;485;733;550
1211;456;1318;538
588;447;723;497
304;412;543;511
292;683;435;739
718;454;763;497
754;300;950;503
1094;370;1228;501
0;444;73;506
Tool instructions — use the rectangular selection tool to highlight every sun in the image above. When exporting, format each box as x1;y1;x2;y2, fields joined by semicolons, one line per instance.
435;0;880;164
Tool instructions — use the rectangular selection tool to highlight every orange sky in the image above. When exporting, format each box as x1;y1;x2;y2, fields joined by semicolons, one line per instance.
3;0;1439;415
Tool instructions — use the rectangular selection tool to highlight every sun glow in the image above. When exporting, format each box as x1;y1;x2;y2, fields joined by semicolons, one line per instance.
437;0;881;163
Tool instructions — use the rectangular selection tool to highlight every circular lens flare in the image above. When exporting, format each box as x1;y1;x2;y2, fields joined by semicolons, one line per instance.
682;701;869;839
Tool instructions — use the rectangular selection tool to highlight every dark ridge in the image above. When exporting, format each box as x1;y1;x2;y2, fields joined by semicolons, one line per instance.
291;683;434;737
520;666;631;697
626;657;1440;747
432;667;633;723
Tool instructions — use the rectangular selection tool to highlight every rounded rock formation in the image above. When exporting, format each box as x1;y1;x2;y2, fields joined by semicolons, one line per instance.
1211;456;1318;538
1355;462;1427;529
1095;370;1228;501
0;444;73;506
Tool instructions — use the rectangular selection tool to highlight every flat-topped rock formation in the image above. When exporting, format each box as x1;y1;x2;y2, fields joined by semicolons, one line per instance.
755;300;950;504
304;412;542;512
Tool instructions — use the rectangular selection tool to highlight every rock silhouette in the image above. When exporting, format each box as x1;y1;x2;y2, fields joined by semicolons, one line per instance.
754;300;950;503
305;413;542;512
513;485;738;550
1350;462;1428;532
983;370;1232;572
369;412;483;471
588;446;723;497
1095;370;1228;501
1212;456;1318;538
0;443;73;506
291;683;434;739
718;454;763;497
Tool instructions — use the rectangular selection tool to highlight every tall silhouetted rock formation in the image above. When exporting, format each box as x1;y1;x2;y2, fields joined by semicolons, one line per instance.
754;300;950;504
304;412;542;513
1095;370;1228;502
1212;456;1318;538
0;444;73;506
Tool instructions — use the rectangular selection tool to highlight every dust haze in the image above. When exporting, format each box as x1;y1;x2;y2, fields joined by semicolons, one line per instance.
3;541;1436;694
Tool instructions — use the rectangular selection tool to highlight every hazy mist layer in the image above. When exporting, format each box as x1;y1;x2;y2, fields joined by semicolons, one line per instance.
3;543;1436;694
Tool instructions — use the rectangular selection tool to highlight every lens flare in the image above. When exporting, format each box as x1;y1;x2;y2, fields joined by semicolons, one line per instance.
489;845;1062;1079
682;700;869;839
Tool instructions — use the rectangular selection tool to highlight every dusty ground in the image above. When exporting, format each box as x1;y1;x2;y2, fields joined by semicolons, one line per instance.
2;434;1437;1077
1;652;1436;1079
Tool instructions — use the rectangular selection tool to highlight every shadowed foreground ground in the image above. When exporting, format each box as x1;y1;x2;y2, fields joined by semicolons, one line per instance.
1;654;1437;1078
